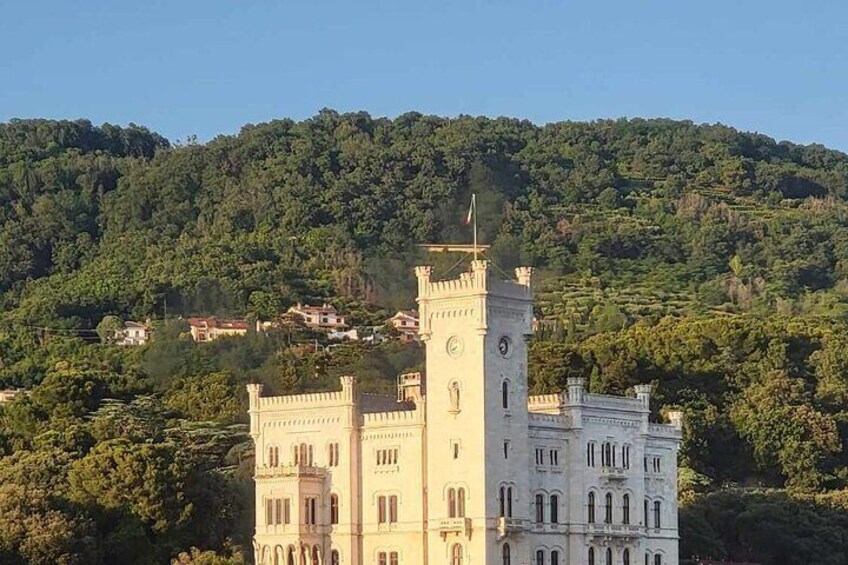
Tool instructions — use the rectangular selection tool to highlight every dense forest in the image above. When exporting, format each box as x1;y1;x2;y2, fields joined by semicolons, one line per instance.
1;113;848;564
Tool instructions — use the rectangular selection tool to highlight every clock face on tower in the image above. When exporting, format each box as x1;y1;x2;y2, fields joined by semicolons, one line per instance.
446;336;464;358
498;336;511;357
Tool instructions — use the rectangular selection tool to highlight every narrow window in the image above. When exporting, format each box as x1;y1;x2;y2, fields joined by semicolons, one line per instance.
499;486;505;517
622;494;630;525
550;494;559;524
390;552;398;565
644;499;649;527
502;380;509;409
311;546;319;565
284;498;291;524
330;494;339;524
448;488;457;518
623;549;630;565
507;487;513;518
451;544;463;565
654;555;662;565
457;487;466;518
502;544;511;565
265;498;273;525
654;500;661;528
308;444;313;466
378;552;387;565
453;442;460;459
535;493;544;524
606;548;613;565
378;495;387;523
389;495;398;523
504;441;509;459
275;498;283;525
588;547;595;565
604;493;613;524
588;492;596;523
330;551;339;565
551;550;560;565
287;547;295;565
536;549;544;565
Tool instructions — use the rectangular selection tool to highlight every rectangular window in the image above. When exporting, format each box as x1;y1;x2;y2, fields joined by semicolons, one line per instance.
389;495;398;523
452;441;460;459
265;499;273;525
378;495;387;523
378;552;387;565
284;498;291;524
377;448;399;466
550;449;559;466
390;552;399;565
274;498;283;525
504;441;510;460
535;447;545;465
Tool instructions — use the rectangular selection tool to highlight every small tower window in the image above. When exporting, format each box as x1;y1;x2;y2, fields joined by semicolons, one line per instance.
502;543;511;565
502;380;510;409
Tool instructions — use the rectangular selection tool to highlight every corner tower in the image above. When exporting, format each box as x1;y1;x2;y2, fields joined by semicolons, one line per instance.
417;260;534;563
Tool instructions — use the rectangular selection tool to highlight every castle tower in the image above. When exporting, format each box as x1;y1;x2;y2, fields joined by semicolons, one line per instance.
416;260;534;563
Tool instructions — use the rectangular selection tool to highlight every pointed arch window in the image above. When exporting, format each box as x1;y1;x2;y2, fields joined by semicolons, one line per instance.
588;492;596;523
451;543;463;565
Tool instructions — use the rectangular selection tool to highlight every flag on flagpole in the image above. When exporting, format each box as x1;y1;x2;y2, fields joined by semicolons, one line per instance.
465;195;475;224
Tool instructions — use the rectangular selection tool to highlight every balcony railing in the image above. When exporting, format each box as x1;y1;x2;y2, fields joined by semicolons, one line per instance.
255;465;327;479
587;523;643;539
437;517;472;538
599;466;629;480
497;517;527;539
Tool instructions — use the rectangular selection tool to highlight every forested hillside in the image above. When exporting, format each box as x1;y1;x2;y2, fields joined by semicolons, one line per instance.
2;113;848;564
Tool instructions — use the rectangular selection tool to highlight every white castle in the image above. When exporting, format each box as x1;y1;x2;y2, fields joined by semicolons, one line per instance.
248;261;681;565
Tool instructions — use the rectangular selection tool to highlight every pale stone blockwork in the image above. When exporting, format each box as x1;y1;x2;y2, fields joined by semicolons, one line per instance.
249;261;682;565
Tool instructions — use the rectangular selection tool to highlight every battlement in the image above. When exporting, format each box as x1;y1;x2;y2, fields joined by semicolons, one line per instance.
583;393;645;412
362;406;424;427
415;261;532;302
247;376;358;413
528;393;566;411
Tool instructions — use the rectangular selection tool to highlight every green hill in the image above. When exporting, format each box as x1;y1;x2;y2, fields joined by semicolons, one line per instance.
1;113;848;564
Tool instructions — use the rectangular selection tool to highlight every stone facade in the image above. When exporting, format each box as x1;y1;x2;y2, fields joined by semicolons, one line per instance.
249;261;681;565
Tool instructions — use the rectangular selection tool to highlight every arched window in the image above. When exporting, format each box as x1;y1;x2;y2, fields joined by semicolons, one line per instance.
457;487;466;517
535;493;544;524
451;543;463;565
645;553;649;565
299;444;308;466
604;493;613;524
390;552;399;565
644;498;649;526
502;380;510;409
551;550;560;565
499;486;506;517
274;547;280;565
330;550;339;565
588;492;596;523
287;546;295;565
308;444;314;466
502;544;511;565
588;547;595;565
448;488;457;518
507;487;513;517
311;546;319;565
535;549;544;565
653;500;662;528
606;548;613;565
330;494;339;524
623;549;630;565
293;445;299;465
622;494;630;524
389;495;398;523
654;555;662;565
550;494;559;524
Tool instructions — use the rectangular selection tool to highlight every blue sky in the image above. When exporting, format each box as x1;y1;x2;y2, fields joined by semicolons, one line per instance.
2;0;846;150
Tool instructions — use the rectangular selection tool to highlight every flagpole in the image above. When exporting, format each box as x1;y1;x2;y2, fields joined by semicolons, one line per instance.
472;193;478;261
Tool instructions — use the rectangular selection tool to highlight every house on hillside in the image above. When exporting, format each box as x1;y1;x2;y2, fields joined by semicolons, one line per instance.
388;310;420;342
286;303;347;330
0;389;24;404
187;317;249;342
116;321;150;346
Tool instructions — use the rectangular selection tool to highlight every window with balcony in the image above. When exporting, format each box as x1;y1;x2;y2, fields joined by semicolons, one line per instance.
622;494;630;525
268;446;280;467
550;494;559;524
535;493;544;524
330;494;339;524
588;492;596;523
